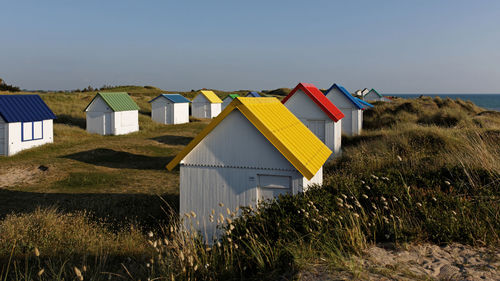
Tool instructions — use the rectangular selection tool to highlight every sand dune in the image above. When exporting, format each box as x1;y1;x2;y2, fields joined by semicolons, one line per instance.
300;243;499;280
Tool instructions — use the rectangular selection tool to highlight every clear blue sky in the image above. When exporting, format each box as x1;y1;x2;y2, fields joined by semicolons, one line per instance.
1;0;499;93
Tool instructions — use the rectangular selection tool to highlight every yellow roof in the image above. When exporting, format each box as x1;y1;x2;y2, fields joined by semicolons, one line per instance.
199;90;223;103
166;97;331;179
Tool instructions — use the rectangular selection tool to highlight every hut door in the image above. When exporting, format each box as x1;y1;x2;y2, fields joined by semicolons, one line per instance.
307;120;325;142
257;175;291;202
103;113;112;135
165;105;171;124
0;123;5;155
203;104;209;118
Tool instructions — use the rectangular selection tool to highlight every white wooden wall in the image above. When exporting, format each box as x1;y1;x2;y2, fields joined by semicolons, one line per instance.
210;103;221;118
333;121;342;156
302;166;323;192
173;103;189;124
0;117;6;156
180;166;305;241
113;110;139;135
3;119;53;156
221;97;233;111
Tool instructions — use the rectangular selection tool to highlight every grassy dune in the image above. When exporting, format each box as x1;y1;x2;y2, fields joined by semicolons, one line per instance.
0;89;498;280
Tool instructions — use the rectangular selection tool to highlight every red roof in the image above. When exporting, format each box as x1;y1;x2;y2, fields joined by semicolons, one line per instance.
282;83;344;122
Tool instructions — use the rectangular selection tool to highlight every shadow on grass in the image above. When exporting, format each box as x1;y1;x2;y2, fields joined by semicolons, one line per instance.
150;135;193;146
0;189;179;229
54;114;86;129
62;148;174;170
140;110;151;116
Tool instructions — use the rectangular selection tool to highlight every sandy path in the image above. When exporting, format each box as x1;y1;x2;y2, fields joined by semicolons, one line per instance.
299;243;499;280
0;166;44;188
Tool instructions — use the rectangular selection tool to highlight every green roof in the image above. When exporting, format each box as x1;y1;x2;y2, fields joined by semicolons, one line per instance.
228;94;240;99
86;92;140;112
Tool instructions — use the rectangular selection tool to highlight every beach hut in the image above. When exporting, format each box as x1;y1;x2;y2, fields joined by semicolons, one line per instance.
191;90;223;119
221;94;239;110
166;97;331;240
245;91;261;97
363;88;391;102
282;83;344;159
324;83;367;136
0;95;56;156
84;92;140;135
149;94;190;125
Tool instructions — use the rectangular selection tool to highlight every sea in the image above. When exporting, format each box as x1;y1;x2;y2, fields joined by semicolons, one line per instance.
388;94;500;112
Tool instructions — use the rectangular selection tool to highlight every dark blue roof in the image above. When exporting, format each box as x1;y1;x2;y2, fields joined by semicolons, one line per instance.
149;94;191;103
246;91;261;97
0;95;56;122
355;97;374;108
325;84;363;109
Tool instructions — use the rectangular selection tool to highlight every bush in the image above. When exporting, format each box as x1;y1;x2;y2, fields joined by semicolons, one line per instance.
0;78;20;92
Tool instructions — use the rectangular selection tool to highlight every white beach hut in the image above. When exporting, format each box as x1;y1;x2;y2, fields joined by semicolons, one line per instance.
324;83;372;136
0;95;56;156
221;94;239;111
363;88;391;102
191;90;223;119
282;83;344;159
166;97;331;241
149;94;190;125
84;92;140;135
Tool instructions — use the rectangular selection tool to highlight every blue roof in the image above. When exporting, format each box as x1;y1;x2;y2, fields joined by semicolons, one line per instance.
325;84;363;109
355;97;374;108
246;91;261;97
0;95;56;122
149;94;191;103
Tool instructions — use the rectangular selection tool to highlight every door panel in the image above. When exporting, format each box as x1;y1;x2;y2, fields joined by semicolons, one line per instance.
204;104;209;118
0;124;5;155
307;120;326;142
104;113;112;135
257;175;291;202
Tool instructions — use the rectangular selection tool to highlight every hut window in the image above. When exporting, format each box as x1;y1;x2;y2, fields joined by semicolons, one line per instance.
258;175;291;189
21;121;43;141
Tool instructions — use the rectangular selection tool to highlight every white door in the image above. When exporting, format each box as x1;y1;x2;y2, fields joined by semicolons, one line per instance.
166;105;172;124
340;109;353;135
307;120;326;142
0;124;5;155
257;175;292;203
203;104;209;118
103;112;112;135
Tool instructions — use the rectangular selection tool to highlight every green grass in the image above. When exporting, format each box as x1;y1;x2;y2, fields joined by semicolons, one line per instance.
0;90;498;280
